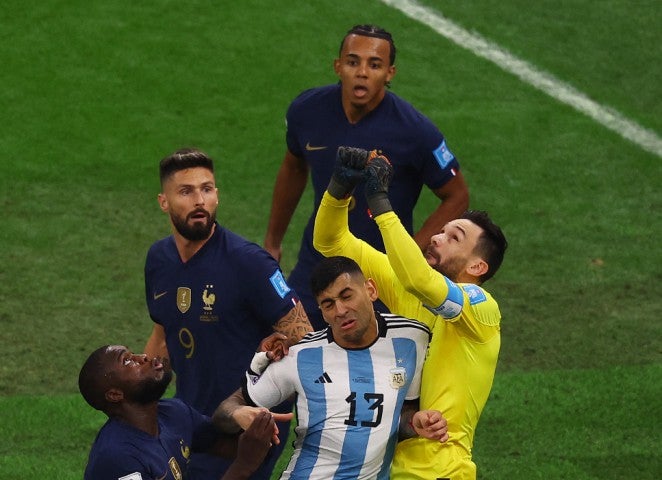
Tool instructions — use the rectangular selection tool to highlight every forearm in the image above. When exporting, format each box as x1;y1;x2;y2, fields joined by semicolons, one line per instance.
398;402;418;441
212;389;245;434
264;154;308;251
414;174;469;250
143;324;168;359
312;192;356;257
375;212;447;306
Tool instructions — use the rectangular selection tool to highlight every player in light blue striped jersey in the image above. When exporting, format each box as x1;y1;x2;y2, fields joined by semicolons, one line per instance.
214;256;448;479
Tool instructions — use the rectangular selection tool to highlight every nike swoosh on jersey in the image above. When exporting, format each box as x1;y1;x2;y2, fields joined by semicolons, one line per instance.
305;142;328;151
153;291;167;300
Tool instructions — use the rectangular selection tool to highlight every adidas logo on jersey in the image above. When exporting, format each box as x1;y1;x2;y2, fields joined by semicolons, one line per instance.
314;372;332;384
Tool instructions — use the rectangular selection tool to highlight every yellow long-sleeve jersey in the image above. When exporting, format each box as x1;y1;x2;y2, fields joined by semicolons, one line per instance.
313;193;501;480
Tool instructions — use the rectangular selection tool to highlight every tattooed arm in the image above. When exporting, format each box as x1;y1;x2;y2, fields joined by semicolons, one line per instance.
273;300;313;344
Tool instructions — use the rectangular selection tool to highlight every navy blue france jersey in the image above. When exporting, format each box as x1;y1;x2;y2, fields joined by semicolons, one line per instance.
145;223;298;415
84;399;215;480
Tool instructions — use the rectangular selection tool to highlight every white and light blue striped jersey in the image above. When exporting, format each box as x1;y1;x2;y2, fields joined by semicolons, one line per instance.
245;312;431;479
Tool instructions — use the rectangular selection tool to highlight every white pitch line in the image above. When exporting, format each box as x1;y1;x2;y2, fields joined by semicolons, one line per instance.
380;0;662;158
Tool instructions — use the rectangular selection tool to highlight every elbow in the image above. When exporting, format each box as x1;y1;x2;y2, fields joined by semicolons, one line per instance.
312;239;332;257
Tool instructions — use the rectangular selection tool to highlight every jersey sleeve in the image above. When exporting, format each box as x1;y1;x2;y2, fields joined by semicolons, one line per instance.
313;192;403;310
84;450;147;480
375;211;463;317
182;401;220;453
285;87;317;158
244;355;296;408
414;116;461;190
234;245;299;326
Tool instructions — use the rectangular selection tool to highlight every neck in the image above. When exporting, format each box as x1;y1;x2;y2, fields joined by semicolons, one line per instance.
111;401;160;437
173;224;216;263
342;92;386;124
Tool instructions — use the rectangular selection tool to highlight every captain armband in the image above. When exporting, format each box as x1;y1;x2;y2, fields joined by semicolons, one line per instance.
423;277;464;319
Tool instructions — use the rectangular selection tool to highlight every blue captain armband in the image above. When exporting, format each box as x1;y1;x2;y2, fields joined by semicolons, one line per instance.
424;277;464;319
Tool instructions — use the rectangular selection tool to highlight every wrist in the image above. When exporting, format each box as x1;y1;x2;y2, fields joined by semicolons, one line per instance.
366;192;393;217
327;176;353;199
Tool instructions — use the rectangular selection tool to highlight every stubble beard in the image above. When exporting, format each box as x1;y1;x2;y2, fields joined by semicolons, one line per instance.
130;370;173;405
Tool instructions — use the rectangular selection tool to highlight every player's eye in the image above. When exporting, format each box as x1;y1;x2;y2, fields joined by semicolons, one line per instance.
123;357;137;366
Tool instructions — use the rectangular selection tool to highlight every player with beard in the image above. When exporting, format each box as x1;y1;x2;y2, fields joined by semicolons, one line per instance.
313;147;508;479
143;148;313;480
79;345;283;479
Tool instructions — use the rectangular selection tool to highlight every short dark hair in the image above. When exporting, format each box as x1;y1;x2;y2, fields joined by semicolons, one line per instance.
340;24;396;65
461;210;508;283
310;256;365;297
79;345;112;412
159;148;214;186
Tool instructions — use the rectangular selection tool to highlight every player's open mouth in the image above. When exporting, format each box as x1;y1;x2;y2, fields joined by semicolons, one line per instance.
189;210;208;221
425;246;441;263
353;86;368;98
152;357;167;370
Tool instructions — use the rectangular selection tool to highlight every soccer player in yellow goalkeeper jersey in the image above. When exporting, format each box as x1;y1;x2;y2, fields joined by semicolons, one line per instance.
313;147;508;480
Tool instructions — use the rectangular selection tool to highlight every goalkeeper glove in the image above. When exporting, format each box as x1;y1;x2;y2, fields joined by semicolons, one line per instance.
327;146;373;199
364;154;394;217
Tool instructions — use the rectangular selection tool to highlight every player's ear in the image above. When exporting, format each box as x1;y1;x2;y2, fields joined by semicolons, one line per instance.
105;388;124;404
333;58;341;77
158;193;168;212
467;258;488;279
386;65;396;84
365;278;378;302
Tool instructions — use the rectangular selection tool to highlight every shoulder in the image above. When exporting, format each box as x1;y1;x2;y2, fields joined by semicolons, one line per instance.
460;284;501;327
381;312;431;339
157;397;191;416
384;91;436;126
146;236;175;262
219;228;275;263
291;329;330;349
288;84;339;115
86;420;142;463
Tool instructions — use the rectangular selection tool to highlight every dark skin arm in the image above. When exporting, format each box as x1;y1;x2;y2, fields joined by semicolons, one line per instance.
213;388;293;444
220;411;277;480
413;172;469;250
264;150;309;262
